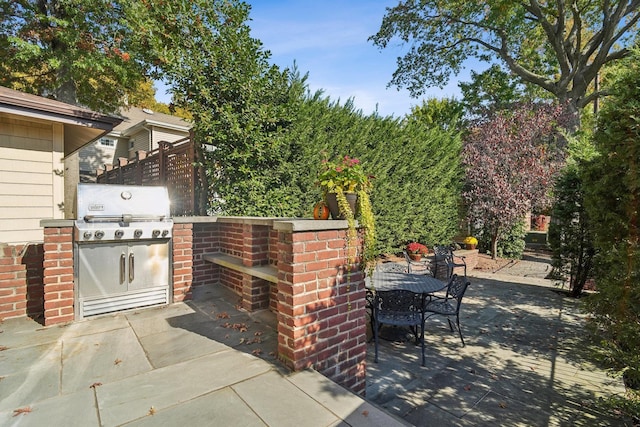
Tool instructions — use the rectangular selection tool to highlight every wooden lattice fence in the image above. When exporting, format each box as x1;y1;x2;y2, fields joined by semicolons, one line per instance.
97;134;206;216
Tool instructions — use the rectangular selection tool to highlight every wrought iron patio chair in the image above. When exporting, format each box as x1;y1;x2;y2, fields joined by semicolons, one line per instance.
423;274;470;346
432;245;467;279
373;289;426;366
403;250;434;276
366;262;408;339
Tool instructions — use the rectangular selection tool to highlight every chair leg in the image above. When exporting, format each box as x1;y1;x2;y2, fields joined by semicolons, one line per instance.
456;314;465;347
447;317;455;332
373;318;379;363
420;323;425;366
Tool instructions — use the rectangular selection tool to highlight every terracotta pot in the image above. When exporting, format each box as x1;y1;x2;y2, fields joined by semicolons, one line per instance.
408;253;423;261
465;243;477;250
325;193;357;219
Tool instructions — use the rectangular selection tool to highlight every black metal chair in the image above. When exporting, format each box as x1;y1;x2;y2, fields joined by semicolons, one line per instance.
432;245;467;279
373;289;426;366
402;250;434;276
423;274;470;346
366;262;408;339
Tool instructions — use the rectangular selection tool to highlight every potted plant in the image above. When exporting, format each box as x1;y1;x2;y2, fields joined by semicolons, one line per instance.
406;242;429;261
463;236;478;250
317;155;376;272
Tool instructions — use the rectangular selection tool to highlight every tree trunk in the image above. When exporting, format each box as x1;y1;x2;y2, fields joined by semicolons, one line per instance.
491;233;499;260
54;66;78;105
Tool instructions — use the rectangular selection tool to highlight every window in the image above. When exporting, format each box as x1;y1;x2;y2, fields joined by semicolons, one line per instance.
99;137;116;147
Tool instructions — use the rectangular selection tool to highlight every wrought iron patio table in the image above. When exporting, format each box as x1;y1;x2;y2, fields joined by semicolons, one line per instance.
365;271;448;344
365;270;447;294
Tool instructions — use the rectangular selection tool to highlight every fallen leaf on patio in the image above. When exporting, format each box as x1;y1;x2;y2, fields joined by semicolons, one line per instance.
89;382;102;389
114;358;122;365
499;402;508;408
269;352;276;357
12;406;32;416
362;410;369;417
217;312;230;319
0;346;8;351
464;384;472;391
148;406;156;415
491;373;499;380
530;366;536;371
252;348;262;356
224;334;230;339
239;338;246;344
254;331;263;336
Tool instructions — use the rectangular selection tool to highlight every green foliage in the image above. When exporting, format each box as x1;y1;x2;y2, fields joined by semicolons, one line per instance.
459;64;550;120
127;0;303;216
582;45;640;416
279;91;463;255
369;0;640;130
0;0;146;112
477;220;526;259
409;97;464;132
548;135;597;297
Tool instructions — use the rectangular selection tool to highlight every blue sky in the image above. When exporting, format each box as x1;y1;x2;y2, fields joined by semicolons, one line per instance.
156;0;474;118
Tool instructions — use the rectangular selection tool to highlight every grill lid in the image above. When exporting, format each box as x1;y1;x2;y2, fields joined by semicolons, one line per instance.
77;183;171;221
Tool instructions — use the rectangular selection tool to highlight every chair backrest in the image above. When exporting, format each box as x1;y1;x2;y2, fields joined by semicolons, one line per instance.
374;290;423;317
432;245;451;260
444;274;470;311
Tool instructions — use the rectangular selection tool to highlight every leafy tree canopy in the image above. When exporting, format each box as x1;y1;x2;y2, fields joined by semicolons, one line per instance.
0;0;146;112
370;0;640;128
462;103;568;258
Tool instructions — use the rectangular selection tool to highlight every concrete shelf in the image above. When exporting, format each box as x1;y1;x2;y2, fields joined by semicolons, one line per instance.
203;253;278;283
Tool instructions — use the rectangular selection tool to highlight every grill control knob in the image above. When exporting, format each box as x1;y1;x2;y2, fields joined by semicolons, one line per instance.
115;230;124;239
162;229;169;237
83;231;93;240
134;229;143;238
152;229;161;238
94;230;105;239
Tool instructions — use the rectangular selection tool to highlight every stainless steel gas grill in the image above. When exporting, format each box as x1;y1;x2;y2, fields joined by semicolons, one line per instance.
74;183;173;318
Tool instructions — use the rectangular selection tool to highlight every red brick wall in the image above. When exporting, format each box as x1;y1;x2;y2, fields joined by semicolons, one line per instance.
172;223;194;302
276;229;367;395
220;222;244;257
43;227;74;325
192;223;220;288
0;245;27;320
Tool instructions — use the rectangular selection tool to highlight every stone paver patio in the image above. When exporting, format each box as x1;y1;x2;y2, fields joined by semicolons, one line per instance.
0;251;633;426
366;271;630;426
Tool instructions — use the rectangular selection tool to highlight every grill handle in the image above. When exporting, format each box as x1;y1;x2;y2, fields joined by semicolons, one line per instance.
83;214;166;223
129;253;135;282
120;253;126;284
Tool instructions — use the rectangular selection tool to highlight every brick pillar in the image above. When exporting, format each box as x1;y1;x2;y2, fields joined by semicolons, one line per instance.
241;223;271;311
276;228;367;395
43;227;74;325
0;245;27;320
172;223;193;302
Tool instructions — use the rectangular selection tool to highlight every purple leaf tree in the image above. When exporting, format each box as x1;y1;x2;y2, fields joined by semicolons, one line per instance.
462;104;567;259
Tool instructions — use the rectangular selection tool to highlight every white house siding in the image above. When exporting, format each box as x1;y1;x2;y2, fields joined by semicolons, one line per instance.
151;127;188;149
78;139;116;173
0;114;64;244
127;129;150;159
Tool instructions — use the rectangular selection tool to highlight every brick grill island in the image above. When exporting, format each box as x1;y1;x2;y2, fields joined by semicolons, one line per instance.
38;216;369;395
6;216;479;395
